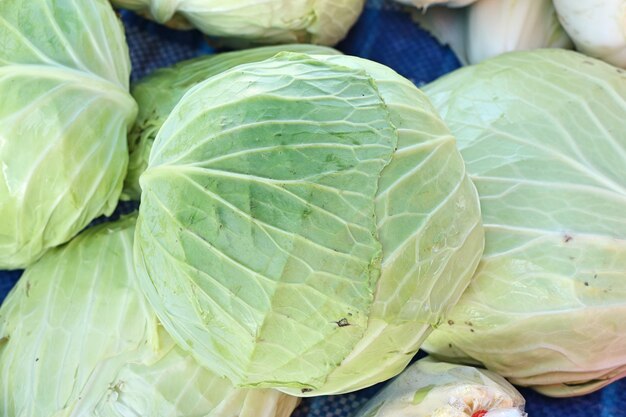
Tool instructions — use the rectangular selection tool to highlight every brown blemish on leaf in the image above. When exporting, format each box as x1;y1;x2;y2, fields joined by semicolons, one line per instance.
335;318;350;327
448;320;454;325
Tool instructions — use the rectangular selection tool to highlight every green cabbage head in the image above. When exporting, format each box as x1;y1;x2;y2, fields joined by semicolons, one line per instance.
110;0;364;46
0;215;299;417
0;0;137;269
357;357;526;417
125;44;340;200
134;51;485;395
422;49;626;397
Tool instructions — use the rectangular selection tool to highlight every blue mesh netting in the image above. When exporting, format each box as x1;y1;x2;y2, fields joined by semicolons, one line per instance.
1;1;625;416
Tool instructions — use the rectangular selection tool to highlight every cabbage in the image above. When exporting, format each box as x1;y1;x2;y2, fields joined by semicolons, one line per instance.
464;0;571;64
356;357;526;417
125;44;340;200
110;0;364;46
0;0;137;269
0;215;299;417
134;51;484;395
410;0;571;65
553;0;626;68
422;49;626;396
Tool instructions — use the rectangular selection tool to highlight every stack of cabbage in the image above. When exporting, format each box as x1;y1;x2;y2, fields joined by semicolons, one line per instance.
1;0;626;415
1;0;488;413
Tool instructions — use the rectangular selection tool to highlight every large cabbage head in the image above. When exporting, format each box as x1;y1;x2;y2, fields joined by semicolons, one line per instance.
125;44;340;200
422;49;626;396
110;0;364;46
0;215;299;417
0;0;137;269
134;52;485;395
356;357;526;417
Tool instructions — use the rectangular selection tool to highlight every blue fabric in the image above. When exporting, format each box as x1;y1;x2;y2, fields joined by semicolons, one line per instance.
1;1;625;416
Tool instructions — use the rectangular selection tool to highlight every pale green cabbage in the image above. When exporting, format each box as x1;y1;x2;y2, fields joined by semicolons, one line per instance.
422;49;626;396
134;52;484;395
553;0;626;68
125;44;340;200
0;0;137;269
110;0;364;46
356;357;526;417
0;215;299;417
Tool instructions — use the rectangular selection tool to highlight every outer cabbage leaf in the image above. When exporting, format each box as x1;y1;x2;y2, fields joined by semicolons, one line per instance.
135;52;483;395
356;357;526;417
288;54;484;396
0;0;136;269
0;215;299;417
0;0;131;89
125;44;340;200
110;0;364;46
423;49;626;396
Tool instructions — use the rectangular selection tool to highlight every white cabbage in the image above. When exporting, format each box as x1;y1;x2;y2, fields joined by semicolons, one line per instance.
0;0;137;269
410;0;571;65
0;215;299;417
423;49;626;397
356;358;526;417
553;0;626;68
465;0;571;64
134;51;484;396
110;0;364;46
